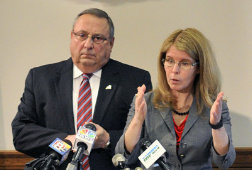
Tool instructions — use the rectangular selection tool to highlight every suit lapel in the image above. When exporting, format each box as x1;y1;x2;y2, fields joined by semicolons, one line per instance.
93;59;120;124
54;58;75;133
158;98;200;139
182;98;200;139
159;108;176;137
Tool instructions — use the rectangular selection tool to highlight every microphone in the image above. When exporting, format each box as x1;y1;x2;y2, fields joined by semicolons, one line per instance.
41;138;72;170
66;123;96;170
134;168;143;170
73;123;96;155
112;153;127;169
47;138;72;165
138;139;169;170
112;153;143;170
25;138;72;170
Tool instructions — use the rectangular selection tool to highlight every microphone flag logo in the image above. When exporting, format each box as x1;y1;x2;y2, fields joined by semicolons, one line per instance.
78;126;96;142
73;125;97;155
49;138;72;164
49;138;71;154
138;140;166;169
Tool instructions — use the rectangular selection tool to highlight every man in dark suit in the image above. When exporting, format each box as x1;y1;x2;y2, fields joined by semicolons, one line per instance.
11;8;152;169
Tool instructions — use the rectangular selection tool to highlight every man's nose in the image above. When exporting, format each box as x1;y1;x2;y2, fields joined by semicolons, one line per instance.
83;35;94;49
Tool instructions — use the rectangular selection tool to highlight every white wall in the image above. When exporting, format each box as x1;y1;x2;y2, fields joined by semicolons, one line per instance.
0;0;251;149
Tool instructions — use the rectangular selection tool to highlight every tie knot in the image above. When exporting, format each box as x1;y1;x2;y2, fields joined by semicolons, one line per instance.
82;73;92;80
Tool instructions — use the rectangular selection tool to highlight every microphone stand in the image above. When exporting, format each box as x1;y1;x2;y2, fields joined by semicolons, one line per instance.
156;157;170;170
66;143;87;170
25;157;45;169
25;154;59;170
40;154;59;170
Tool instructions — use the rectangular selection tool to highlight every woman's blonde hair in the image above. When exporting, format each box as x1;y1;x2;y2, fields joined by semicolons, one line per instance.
153;28;221;113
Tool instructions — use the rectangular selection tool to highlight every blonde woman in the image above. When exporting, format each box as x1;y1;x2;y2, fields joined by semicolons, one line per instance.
116;28;235;169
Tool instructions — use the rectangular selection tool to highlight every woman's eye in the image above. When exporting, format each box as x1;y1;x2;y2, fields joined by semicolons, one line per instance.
181;62;190;66
167;59;174;63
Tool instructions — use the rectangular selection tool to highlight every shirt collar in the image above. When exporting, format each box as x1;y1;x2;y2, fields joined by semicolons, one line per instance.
73;64;102;79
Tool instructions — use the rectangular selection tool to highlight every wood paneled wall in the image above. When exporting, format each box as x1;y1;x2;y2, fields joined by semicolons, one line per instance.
0;148;252;169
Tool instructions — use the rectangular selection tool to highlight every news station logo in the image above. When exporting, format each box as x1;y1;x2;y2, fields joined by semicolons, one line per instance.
79;128;96;142
50;138;71;154
142;145;159;162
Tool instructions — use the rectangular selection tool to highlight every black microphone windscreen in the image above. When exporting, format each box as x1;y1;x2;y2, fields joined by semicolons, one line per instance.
139;138;151;150
84;123;96;131
77;142;87;150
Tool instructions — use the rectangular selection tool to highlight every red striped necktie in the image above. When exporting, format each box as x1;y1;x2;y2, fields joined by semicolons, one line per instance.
77;73;92;170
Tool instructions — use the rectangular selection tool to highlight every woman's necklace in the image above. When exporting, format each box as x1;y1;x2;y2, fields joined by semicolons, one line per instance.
172;94;192;116
172;109;190;116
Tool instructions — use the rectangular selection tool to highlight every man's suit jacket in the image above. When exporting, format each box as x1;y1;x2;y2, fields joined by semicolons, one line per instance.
116;92;236;170
12;58;152;169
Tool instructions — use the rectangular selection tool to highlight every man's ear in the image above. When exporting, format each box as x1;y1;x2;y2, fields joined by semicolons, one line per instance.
109;37;115;48
70;31;74;38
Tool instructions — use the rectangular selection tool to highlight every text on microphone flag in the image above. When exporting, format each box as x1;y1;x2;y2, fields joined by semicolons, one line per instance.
138;140;166;169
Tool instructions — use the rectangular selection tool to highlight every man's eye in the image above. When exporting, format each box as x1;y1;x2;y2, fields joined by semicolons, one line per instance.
79;33;87;38
93;36;103;40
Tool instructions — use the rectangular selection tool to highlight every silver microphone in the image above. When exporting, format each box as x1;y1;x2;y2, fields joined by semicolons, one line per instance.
112;153;127;169
112;153;143;170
